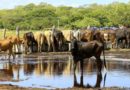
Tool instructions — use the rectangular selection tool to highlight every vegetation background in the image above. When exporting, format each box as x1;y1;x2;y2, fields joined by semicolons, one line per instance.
0;2;130;30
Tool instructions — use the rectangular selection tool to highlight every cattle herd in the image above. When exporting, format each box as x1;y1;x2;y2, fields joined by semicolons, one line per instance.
0;28;130;71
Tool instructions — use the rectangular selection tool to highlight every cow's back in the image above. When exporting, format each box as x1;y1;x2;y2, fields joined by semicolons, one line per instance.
62;30;73;42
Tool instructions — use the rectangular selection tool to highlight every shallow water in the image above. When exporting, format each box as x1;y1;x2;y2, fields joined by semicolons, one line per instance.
0;52;130;89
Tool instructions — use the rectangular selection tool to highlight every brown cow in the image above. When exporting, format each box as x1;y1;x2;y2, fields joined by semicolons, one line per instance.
102;30;116;48
80;30;93;42
22;32;37;54
5;36;23;53
0;39;15;60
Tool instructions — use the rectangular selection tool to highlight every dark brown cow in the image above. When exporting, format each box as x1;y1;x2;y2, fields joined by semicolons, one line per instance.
0;39;15;60
71;39;106;73
23;32;37;54
52;29;64;51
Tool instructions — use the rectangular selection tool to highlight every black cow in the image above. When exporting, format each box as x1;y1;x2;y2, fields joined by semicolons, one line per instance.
52;29;64;51
23;32;37;54
71;39;106;73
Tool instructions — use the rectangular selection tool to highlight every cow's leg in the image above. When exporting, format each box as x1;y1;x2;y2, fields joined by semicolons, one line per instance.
8;49;12;62
80;60;84;75
95;71;102;88
31;42;33;53
52;41;56;52
39;44;41;52
73;60;78;73
9;48;15;60
69;43;71;51
47;40;52;52
38;43;40;52
48;43;51;52
8;52;11;60
16;43;21;53
24;43;28;54
73;69;77;86
80;60;84;86
96;58;102;73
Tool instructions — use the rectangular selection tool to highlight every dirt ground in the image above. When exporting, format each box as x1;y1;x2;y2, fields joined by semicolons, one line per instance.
0;84;129;90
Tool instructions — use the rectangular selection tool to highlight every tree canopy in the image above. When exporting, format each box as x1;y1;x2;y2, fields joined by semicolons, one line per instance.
0;2;130;30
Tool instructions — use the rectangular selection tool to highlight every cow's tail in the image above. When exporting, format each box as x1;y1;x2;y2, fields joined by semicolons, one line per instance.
103;42;107;69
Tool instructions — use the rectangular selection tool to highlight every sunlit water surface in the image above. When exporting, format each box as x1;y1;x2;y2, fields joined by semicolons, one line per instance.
0;52;130;89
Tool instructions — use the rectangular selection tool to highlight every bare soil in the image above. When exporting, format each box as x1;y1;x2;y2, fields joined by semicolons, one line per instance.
0;84;128;90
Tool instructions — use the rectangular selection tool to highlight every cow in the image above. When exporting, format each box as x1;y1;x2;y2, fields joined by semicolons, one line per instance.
105;30;116;48
61;30;74;51
115;29;128;48
22;32;37;54
44;30;53;52
73;29;81;41
80;30;93;42
51;29;64;51
5;36;23;53
34;31;47;52
71;38;106;73
0;39;15;60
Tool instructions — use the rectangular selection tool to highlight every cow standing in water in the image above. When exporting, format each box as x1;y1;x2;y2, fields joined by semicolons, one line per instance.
71;38;106;73
0;39;15;60
5;36;23;53
23;32;37;54
34;31;47;52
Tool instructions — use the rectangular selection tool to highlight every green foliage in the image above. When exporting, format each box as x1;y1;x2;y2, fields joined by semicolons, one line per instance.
0;2;130;30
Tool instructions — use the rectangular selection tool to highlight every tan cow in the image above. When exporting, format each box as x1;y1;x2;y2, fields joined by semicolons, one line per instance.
0;39;15;60
61;30;74;51
34;31;47;52
80;30;93;42
44;30;53;52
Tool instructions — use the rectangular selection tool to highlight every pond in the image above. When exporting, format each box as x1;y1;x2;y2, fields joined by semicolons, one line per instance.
0;52;130;89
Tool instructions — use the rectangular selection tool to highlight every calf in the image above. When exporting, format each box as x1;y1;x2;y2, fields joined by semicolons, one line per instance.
71;39;106;73
0;39;15;60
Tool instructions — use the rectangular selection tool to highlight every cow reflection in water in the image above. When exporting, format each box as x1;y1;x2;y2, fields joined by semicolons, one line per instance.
73;60;107;88
73;64;106;88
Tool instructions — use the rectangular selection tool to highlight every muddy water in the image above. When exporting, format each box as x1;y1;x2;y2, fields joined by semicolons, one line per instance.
0;52;130;89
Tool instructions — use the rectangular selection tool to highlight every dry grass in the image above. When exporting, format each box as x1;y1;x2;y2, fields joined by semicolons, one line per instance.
0;29;43;39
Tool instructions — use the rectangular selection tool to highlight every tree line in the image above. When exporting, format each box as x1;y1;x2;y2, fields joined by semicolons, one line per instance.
0;2;130;30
